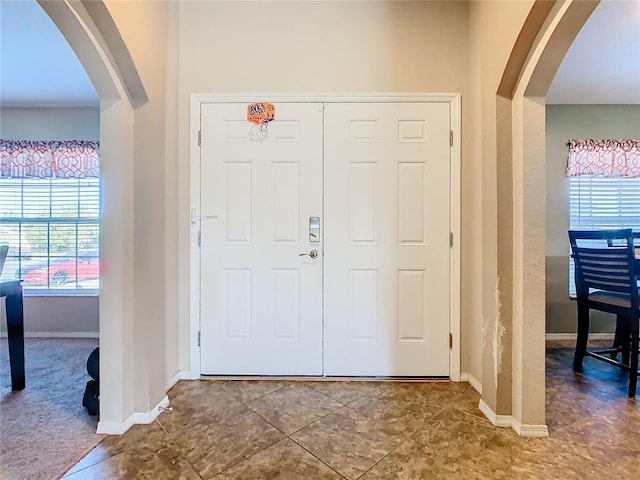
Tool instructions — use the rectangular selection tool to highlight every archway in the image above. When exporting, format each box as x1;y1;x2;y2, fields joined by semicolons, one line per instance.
496;0;599;434
37;0;147;432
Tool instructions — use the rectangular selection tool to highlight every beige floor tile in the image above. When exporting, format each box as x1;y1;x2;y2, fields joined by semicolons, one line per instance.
371;380;469;406
291;406;404;480
348;395;444;436
160;380;242;433
546;381;631;433
360;437;513;480
217;379;289;403
61;341;639;480
348;382;462;435
91;421;170;460
213;438;344;479
171;403;284;479
246;383;343;434
304;380;383;405
407;408;525;477
63;443;201;480
510;437;615;480
63;422;173;478
448;385;484;417
549;414;640;465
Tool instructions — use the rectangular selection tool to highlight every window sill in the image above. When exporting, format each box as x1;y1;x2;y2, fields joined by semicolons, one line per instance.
22;289;99;298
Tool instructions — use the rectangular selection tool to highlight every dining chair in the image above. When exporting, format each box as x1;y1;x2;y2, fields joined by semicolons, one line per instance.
568;228;639;397
605;231;640;365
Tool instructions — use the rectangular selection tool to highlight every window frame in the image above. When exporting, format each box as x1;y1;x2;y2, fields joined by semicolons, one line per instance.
568;175;640;297
0;176;101;296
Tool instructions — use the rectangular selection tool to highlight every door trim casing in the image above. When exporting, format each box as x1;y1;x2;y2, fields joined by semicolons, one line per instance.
188;93;462;381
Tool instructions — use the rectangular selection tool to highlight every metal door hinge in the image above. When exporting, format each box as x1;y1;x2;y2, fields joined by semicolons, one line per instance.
198;331;201;347
449;232;453;248
449;333;453;349
198;130;201;146
197;231;201;247
449;130;453;147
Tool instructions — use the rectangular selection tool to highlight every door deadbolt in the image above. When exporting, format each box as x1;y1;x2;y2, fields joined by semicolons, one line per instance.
309;216;320;243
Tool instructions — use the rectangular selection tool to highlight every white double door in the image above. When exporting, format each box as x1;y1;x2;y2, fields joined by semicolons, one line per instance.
199;101;451;377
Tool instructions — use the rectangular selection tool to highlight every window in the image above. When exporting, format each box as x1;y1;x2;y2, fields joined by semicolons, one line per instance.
0;140;100;294
566;139;640;297
569;176;640;231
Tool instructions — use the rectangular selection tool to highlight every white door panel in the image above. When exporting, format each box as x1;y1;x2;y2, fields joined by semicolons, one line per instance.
323;102;451;376
199;102;324;375
199;100;451;377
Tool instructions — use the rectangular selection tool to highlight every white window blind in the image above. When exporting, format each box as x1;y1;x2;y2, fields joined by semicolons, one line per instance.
568;176;640;296
0;177;100;294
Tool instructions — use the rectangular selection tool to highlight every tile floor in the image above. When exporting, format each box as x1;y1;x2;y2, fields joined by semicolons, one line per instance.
63;341;639;479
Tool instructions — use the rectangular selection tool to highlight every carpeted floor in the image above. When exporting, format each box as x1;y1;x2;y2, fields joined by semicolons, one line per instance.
0;337;103;480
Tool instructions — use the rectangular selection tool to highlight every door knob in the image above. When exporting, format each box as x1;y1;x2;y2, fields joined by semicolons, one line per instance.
299;249;319;258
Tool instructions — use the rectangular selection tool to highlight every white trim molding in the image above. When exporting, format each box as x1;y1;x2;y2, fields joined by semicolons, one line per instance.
97;396;170;435
96;417;134;436
0;331;99;338
478;399;549;438
166;371;181;391
512;418;550;438
478;399;512;428
461;372;482;394
166;370;199;390
180;370;200;381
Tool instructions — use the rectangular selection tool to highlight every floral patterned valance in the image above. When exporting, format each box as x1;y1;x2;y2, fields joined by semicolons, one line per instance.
565;139;640;178
0;140;100;178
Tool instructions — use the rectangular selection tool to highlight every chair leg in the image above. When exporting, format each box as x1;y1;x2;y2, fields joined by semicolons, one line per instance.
628;315;639;398
613;314;631;365
574;301;590;371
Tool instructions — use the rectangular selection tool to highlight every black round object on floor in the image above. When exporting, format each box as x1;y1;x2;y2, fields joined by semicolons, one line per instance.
86;347;99;381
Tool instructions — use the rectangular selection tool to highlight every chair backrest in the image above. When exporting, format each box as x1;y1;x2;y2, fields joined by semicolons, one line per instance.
568;229;639;301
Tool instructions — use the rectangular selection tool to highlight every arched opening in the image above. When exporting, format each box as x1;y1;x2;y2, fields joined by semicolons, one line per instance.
497;0;600;433
37;0;147;432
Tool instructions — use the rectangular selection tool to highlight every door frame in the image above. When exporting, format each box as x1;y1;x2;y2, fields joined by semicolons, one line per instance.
188;93;461;381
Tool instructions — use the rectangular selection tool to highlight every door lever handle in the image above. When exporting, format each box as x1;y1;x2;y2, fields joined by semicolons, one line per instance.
191;208;219;225
299;250;319;258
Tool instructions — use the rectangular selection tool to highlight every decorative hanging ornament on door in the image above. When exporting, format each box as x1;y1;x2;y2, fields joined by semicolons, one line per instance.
247;102;275;142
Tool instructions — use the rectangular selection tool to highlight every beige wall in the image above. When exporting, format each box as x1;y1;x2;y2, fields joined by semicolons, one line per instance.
0;107;99;140
174;1;545;423
102;0;174;416
505;0;601;430
0;296;99;336
545;104;640;333
177;1;469;94
175;0;472;373
468;0;535;417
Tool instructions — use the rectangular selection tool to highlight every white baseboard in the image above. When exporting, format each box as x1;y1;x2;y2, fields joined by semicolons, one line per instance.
478;399;512;427
97;416;134;435
165;370;197;390
166;371;181;390
180;370;200;380
545;333;614;341
131;395;170;425
512;418;549;438
461;372;482;395
0;331;99;338
97;395;170;435
478;399;549;437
